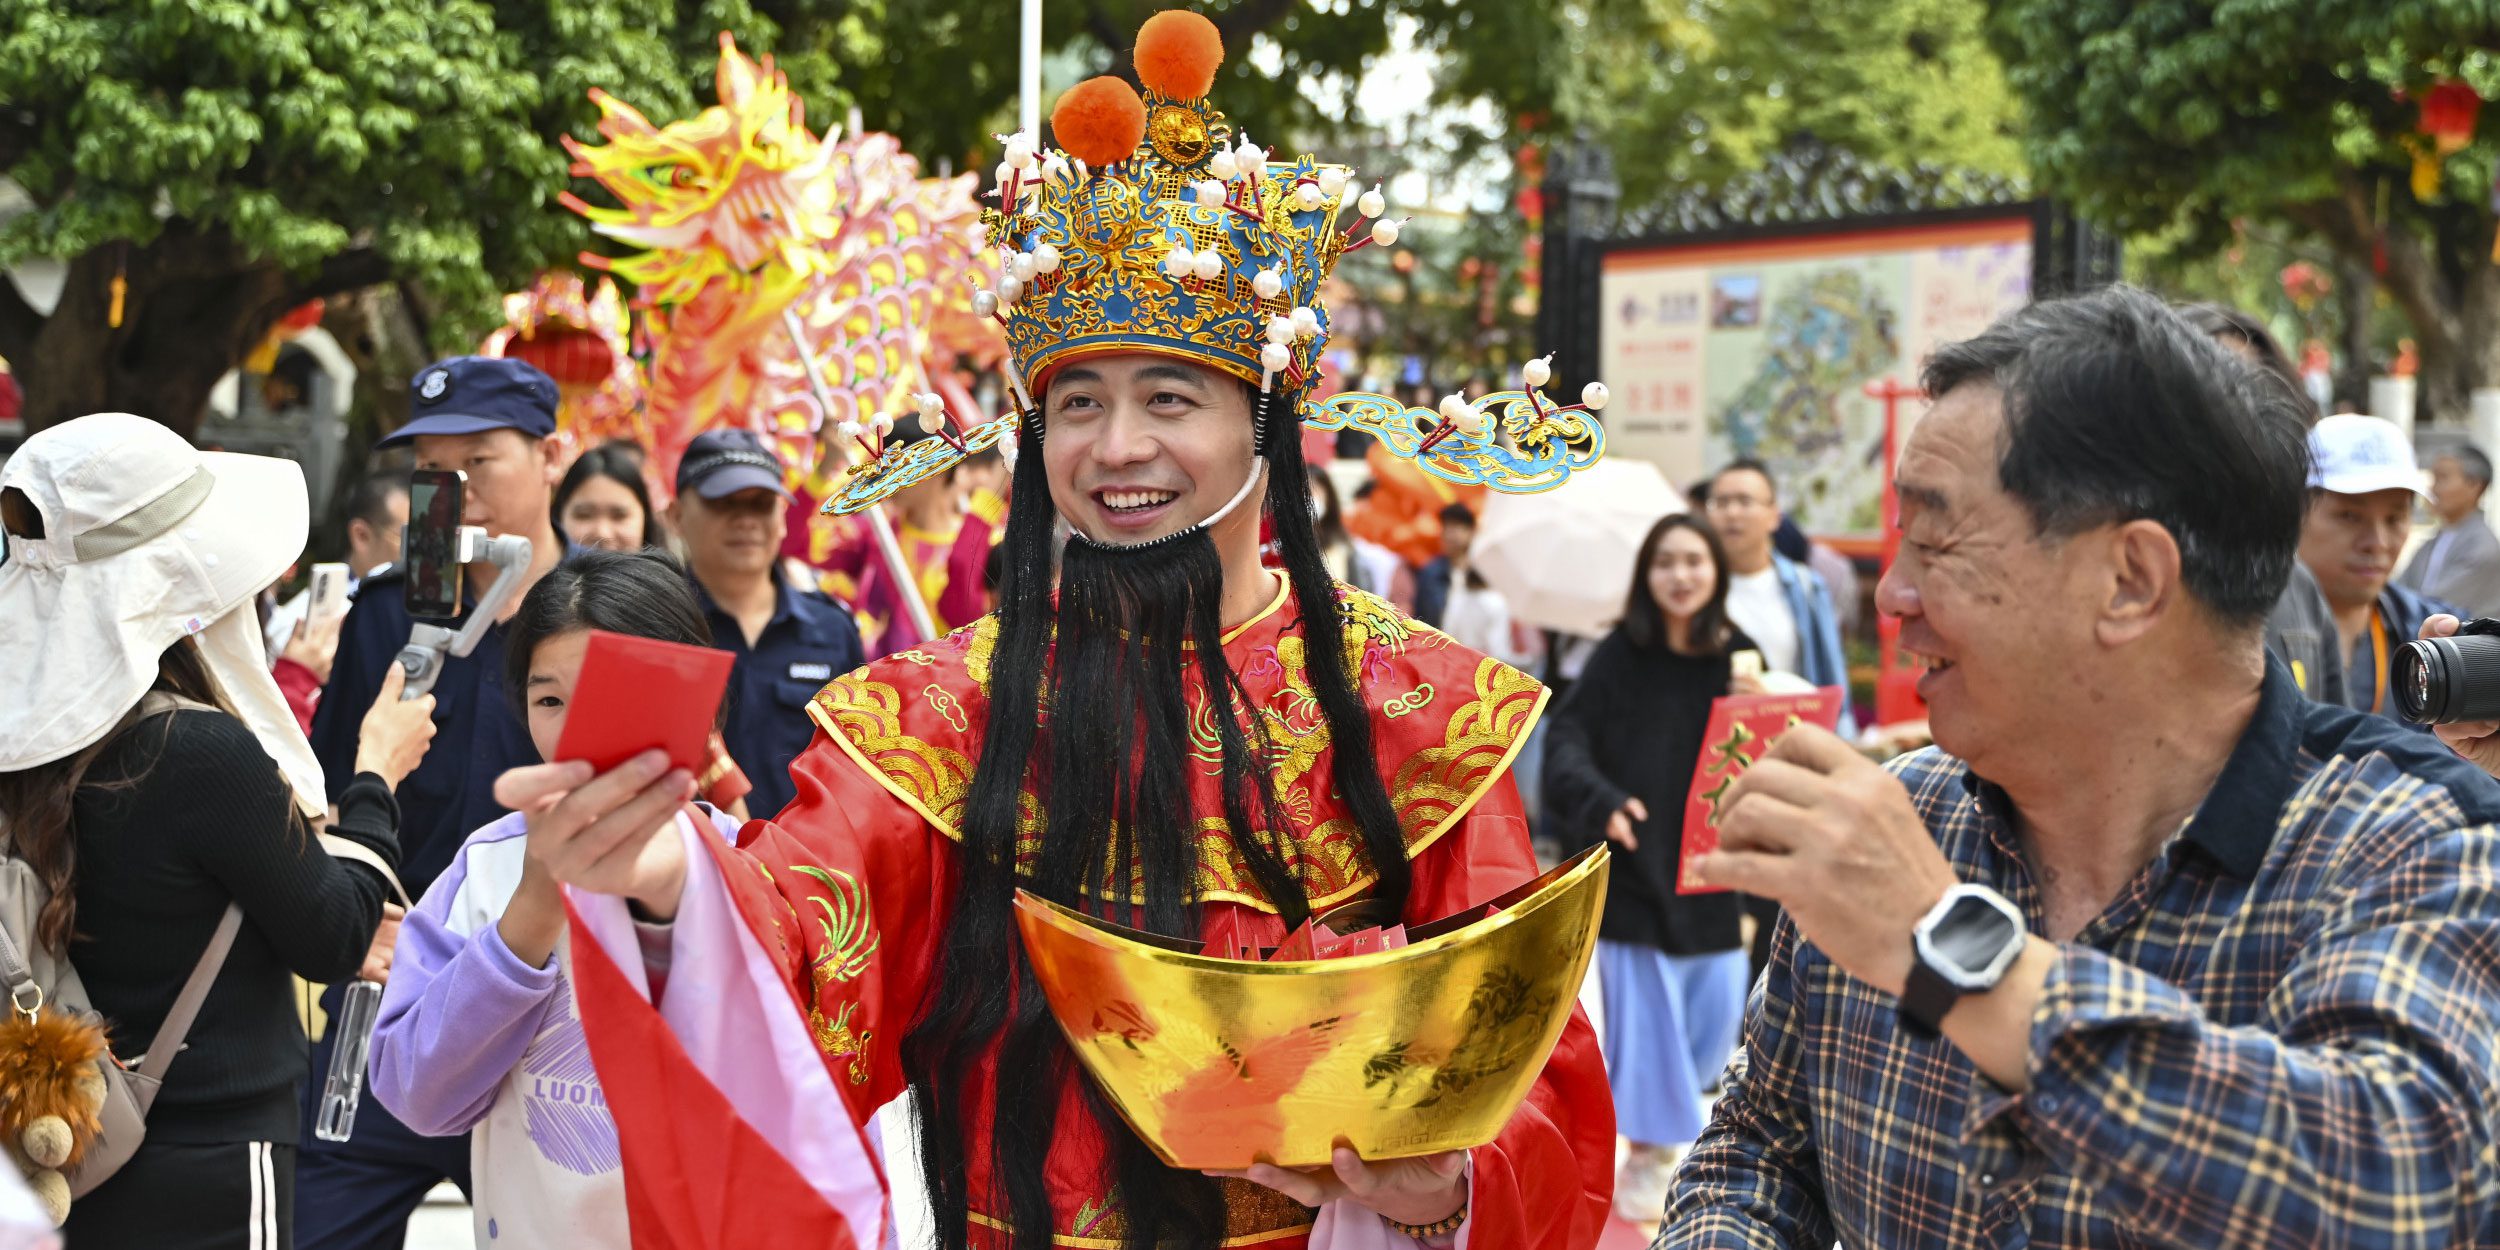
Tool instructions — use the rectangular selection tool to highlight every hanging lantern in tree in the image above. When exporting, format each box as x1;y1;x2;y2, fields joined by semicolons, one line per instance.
504;324;619;390
2422;80;2482;152
2411;79;2483;200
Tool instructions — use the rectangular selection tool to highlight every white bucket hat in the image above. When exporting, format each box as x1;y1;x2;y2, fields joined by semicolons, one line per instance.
0;413;324;816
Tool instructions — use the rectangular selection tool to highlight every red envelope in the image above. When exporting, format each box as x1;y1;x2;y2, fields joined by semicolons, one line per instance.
1269;918;1320;962
1318;926;1395;958
1678;687;1846;894
551;629;736;778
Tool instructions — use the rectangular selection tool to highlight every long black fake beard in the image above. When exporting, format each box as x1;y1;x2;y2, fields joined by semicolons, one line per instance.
901;391;1417;1250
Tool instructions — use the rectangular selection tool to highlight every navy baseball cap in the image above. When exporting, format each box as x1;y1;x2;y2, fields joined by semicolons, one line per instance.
676;429;792;500
377;356;560;448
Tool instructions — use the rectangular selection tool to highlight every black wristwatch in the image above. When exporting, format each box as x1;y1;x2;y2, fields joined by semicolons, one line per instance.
1899;884;2025;1038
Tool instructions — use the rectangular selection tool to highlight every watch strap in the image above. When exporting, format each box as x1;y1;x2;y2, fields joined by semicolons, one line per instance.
1899;956;1958;1038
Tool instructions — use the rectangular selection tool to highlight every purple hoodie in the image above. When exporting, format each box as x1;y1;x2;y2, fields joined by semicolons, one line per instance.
369;806;735;1247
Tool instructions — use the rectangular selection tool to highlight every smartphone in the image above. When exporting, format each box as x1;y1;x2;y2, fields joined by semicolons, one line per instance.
402;469;466;621
551;630;736;778
308;562;351;624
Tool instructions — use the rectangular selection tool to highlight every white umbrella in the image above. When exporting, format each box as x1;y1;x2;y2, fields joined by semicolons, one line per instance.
1471;457;1685;638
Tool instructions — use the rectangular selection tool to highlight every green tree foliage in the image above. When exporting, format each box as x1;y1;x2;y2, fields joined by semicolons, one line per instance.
0;0;2034;438
1987;0;2500;419
840;0;1553;171
0;0;1578;437
1553;0;2026;217
0;0;852;436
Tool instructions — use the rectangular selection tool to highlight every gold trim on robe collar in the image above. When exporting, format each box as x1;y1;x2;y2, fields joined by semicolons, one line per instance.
803;581;1541;914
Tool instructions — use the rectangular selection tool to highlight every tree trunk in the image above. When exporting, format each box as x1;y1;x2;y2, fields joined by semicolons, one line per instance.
0;227;393;443
2418;297;2478;428
2457;263;2500;430
2334;254;2374;412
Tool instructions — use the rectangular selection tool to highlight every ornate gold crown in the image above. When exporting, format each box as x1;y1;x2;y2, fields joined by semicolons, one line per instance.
819;10;1610;517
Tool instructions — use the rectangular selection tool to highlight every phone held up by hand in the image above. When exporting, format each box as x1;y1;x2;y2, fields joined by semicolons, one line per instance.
401;468;466;621
307;562;351;624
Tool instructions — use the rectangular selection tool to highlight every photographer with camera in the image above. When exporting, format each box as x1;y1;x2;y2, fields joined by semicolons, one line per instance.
2297;414;2457;726
2405;614;2500;777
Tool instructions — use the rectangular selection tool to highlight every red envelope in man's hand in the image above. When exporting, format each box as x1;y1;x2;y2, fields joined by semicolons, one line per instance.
551;629;735;777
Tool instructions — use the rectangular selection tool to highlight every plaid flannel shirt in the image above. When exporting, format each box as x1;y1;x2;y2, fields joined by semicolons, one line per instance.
1659;659;2500;1249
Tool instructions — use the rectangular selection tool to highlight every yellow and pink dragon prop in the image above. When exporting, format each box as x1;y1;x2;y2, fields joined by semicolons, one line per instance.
551;33;1001;498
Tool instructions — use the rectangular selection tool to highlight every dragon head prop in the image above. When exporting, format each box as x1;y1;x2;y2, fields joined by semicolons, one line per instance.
554;33;1001;496
561;35;844;307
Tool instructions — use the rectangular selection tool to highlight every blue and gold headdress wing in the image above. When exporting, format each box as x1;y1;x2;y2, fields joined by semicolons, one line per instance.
821;10;1613;517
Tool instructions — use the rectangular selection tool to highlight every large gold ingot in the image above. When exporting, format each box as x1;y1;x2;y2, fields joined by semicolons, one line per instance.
1013;845;1609;1170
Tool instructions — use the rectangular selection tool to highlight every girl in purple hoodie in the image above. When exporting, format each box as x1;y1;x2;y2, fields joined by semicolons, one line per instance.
367;551;741;1247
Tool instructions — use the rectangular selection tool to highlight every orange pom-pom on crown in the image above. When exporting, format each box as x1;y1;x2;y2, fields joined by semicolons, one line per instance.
1051;76;1149;167
1135;10;1224;100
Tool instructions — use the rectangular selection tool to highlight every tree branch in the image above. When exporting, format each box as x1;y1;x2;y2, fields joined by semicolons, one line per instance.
296;247;396;303
395;280;435;354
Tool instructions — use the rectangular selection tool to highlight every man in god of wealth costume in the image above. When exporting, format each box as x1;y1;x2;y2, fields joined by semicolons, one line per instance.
525;12;1624;1249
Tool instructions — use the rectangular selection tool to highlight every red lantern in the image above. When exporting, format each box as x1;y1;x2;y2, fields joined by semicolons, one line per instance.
505;326;617;390
0;368;18;427
2422;80;2483;154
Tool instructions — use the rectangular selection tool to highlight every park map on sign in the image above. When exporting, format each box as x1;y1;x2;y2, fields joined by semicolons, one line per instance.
1599;219;2035;534
1717;269;1899;476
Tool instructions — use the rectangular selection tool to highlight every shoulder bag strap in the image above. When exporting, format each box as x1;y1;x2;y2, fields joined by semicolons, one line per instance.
318;832;411;910
134;904;243;1083
0;921;40;1020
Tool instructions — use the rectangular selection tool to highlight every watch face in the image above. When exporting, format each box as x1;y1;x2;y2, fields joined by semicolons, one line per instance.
1931;893;2021;979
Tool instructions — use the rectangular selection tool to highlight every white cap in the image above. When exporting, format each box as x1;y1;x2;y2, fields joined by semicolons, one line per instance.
2307;414;2428;499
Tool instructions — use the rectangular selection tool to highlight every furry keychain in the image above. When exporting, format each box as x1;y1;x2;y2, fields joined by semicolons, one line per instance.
0;1006;113;1225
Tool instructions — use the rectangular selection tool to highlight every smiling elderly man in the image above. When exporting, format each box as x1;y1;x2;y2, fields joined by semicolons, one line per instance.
1659;285;2500;1248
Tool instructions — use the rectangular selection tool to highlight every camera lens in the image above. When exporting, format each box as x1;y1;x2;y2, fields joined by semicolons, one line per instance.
2393;632;2500;724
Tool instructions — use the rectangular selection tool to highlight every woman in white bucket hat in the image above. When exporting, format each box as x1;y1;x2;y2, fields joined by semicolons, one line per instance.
0;413;431;1248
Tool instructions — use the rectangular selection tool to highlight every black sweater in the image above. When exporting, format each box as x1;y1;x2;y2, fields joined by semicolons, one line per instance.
1540;629;1748;956
68;709;399;1145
